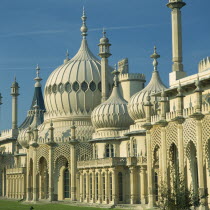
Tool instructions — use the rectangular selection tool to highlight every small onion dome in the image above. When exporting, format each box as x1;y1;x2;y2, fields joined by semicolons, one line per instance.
100;29;109;44
128;47;167;121
91;67;133;131
11;77;19;88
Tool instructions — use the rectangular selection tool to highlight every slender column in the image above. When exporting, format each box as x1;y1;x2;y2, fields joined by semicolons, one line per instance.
112;168;117;204
6;175;9;198
130;167;135;204
92;169;96;203
48;146;54;201
177;123;184;175
32;148;38;201
167;0;186;72
147;130;154;208
105;168;109;204
86;170;90;202
196;119;206;209
161;126;167;183
140;166;146;204
98;169;102;203
79;171;83;202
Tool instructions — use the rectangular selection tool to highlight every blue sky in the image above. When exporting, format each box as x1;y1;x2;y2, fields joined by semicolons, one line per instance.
0;0;209;130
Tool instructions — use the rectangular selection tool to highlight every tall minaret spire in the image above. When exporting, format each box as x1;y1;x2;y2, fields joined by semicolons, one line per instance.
80;6;88;39
167;0;186;85
11;77;20;136
98;28;112;102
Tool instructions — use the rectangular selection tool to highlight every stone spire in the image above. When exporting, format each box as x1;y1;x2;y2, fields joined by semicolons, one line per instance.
167;0;186;85
80;7;88;39
34;64;42;88
98;28;112;102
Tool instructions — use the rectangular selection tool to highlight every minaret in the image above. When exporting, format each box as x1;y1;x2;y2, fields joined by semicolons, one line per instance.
167;0;186;86
98;28;112;102
11;77;19;136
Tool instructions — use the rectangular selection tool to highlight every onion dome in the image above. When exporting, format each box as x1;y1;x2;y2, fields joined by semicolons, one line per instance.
44;9;112;121
128;47;167;121
99;28;110;44
91;66;133;131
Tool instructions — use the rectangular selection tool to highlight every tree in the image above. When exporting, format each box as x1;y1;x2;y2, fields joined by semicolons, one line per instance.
157;173;208;210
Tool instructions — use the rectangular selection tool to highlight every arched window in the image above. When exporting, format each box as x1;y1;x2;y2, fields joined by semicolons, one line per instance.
109;173;112;201
64;169;70;198
127;142;130;157
90;173;93;200
84;174;86;199
133;140;137;157
105;144;114;158
96;173;99;200
102;173;106;201
118;172;123;202
154;172;158;201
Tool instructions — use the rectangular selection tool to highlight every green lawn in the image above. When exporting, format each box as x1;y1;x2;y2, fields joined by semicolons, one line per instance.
0;200;121;210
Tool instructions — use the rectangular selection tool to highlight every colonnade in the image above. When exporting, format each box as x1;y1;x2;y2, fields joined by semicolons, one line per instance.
6;174;25;199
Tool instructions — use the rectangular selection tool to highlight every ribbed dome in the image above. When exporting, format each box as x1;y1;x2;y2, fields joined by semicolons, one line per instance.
128;70;167;121
91;71;132;131
44;14;112;121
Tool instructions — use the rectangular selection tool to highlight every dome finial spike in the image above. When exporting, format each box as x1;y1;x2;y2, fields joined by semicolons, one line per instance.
150;45;160;72
112;64;120;87
102;27;106;37
66;49;69;59
36;64;40;77
80;6;88;39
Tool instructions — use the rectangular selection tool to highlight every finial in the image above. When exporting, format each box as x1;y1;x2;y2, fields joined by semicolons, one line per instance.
36;64;40;77
33;100;39;111
150;46;160;72
50;120;53;128
66;49;69;59
102;27;106;37
80;6;88;38
112;64;120;87
14;76;16;82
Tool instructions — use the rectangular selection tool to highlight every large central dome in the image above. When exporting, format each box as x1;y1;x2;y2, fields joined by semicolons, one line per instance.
44;10;112;122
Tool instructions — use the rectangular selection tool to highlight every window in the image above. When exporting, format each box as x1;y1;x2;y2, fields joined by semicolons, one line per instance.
52;84;57;93
48;85;52;94
127;143;130;157
90;81;96;92
58;83;64;93
81;81;88;92
133;140;137;157
118;172;123;201
109;173;112;201
73;81;79;92
105;144;114;158
64;169;70;198
65;82;71;93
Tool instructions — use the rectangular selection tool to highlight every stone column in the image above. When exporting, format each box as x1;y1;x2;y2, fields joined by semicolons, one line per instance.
98;169;102;203
161;126;167;183
140;166;146;204
112;168;117;204
48;146;54;201
70;124;78;201
26;151;31;201
79;171;83;202
32;148;38;201
92;169;96;203
86;170;90;202
105;168;109;204
130;166;135;204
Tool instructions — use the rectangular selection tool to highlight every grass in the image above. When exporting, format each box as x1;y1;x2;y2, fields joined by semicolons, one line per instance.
0;199;121;210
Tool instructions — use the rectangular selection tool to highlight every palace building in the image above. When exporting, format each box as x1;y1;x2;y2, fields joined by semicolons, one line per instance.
0;1;209;209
